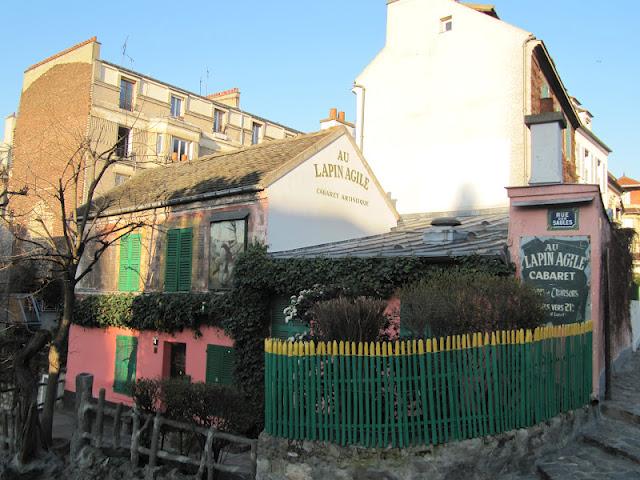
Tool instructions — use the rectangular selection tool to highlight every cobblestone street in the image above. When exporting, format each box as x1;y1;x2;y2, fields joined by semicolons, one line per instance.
504;350;640;479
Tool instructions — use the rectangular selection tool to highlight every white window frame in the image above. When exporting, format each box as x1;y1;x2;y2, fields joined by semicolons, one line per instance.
170;95;183;118
251;122;262;145
172;137;192;162
213;109;224;133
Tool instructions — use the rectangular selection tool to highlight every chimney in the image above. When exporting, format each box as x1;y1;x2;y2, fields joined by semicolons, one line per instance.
525;112;567;185
320;108;355;137
207;88;240;108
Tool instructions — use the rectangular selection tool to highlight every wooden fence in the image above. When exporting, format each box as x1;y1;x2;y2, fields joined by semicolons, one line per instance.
264;322;593;448
76;386;257;480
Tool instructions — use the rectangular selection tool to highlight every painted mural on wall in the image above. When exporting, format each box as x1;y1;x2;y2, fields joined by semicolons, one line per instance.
209;219;246;289
520;236;591;324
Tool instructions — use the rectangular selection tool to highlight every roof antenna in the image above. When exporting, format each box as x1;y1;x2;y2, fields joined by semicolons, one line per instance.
121;36;135;67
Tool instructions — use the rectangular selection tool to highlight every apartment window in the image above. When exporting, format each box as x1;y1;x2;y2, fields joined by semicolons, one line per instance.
119;78;134;111
171;137;191;162
209;218;247;289
440;16;453;33
205;344;235;385
170;95;183;117
115;173;130;186
113;335;138;395
541;84;551;99
165;227;193;292
213;109;224;133
155;134;163;155
251;122;262;145
116;126;131;158
118;234;141;292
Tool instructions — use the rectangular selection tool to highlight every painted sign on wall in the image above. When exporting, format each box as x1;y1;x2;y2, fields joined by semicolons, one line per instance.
520;236;591;324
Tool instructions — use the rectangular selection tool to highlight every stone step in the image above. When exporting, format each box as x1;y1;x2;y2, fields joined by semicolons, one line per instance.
581;417;640;465
536;443;640;480
601;401;640;425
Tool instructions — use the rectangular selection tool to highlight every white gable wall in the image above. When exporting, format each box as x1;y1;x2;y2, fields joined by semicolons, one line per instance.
356;0;532;213
266;135;398;251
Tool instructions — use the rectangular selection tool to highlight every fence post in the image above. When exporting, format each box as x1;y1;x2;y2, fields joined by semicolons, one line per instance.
147;411;162;474
113;402;123;449
94;388;106;448
130;406;140;466
75;373;94;421
70;377;92;458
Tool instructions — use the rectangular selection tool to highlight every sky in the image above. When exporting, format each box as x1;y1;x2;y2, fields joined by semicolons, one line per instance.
1;0;638;178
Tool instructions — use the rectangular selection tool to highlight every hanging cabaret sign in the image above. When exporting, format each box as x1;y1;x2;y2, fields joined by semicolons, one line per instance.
520;236;591;324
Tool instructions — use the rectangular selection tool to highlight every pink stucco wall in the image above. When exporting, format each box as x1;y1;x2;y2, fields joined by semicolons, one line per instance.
65;324;233;405
507;184;630;397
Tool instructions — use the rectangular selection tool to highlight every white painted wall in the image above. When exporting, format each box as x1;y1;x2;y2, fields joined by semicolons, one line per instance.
355;0;533;213
575;128;609;199
266;135;398;251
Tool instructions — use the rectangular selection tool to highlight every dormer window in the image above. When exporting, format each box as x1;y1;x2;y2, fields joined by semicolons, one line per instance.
213;109;224;133
119;78;135;111
170;95;183;118
440;16;453;33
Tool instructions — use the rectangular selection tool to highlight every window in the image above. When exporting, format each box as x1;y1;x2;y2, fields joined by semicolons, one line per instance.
205;344;235;385
170;95;183;117
270;297;309;340
116;126;131;158
213;109;224;133
171;137;191;162
209;218;246;289
118;233;141;292
541;84;551;99
440;16;453;33
113;335;138;395
119;78;134;111
115;173;130;186
156;134;163;155
165;227;193;292
251;122;262;145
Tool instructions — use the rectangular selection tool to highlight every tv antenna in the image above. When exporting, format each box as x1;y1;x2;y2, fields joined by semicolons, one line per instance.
121;36;135;67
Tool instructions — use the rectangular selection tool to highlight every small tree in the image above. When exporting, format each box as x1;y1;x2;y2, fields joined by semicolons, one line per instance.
2;122;149;458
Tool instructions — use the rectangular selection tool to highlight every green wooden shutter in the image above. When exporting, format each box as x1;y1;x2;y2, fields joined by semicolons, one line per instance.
165;229;180;292
113;335;138;395
205;344;235;385
165;228;192;292
118;234;141;292
177;228;193;292
118;236;130;291
270;296;309;340
399;302;431;339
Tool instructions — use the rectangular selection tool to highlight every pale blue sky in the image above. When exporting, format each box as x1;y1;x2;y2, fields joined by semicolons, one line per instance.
2;0;638;178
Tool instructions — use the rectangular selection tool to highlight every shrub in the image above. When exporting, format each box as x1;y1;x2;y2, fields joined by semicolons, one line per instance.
399;271;544;338
131;378;161;415
310;296;389;342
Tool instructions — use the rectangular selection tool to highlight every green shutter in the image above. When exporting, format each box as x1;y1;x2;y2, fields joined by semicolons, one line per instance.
113;335;138;395
206;344;235;385
270;296;309;340
118;234;141;292
177;228;193;292
165;228;192;292
399;302;431;339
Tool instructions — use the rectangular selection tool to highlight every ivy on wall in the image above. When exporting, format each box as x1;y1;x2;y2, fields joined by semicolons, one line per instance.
73;243;514;428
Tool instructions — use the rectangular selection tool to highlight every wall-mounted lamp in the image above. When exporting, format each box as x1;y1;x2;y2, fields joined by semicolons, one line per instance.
153;336;159;354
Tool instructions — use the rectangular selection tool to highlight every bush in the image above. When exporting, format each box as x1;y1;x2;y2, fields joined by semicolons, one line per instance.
399;271;544;338
310;296;389;342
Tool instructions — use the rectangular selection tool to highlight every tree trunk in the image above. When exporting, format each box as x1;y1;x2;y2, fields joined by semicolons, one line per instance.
41;278;75;445
15;329;51;464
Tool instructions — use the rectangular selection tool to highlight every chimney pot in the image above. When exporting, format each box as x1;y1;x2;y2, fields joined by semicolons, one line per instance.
329;108;337;120
338;111;345;122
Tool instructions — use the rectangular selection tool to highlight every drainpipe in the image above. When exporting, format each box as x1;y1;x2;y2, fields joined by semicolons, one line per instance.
352;83;366;151
522;34;536;184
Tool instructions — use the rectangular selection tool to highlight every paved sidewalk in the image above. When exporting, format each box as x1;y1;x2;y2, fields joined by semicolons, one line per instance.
533;350;640;479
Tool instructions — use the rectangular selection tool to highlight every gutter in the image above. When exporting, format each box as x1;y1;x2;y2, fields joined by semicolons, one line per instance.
93;184;264;219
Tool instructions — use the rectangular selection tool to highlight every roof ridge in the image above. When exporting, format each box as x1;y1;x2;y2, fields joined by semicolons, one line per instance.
197;127;339;162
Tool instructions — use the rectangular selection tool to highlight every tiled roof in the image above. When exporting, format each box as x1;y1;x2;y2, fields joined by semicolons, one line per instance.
270;210;509;260
618;175;640;186
460;3;499;19
94;128;341;215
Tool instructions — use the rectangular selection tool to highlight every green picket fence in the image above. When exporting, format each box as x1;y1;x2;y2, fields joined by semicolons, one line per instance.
264;322;592;448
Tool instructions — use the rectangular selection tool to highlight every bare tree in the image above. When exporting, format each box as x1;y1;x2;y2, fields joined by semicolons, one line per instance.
2;122;149;459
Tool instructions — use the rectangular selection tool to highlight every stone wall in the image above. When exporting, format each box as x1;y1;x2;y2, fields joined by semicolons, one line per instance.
257;407;595;480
